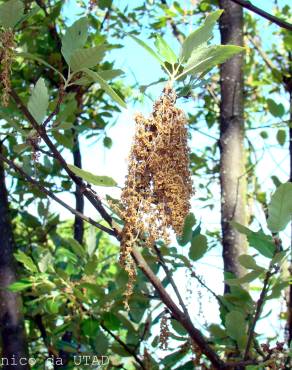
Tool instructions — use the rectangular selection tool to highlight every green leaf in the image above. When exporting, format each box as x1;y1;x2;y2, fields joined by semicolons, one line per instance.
28;78;49;124
276;129;286;146
248;232;275;259
267;182;292;232
98;69;124;80
68;46;107;71
231;222;275;258
17;52;65;80
238;254;262;271
8;279;33;292
171;320;187;336
102;312;121;330
0;0;24;28
225;310;247;349
82;68;126;108
14;250;38;273
177;213;196;246
189;234;208;261
267;99;285;117
154;35;177;64
225;270;263;286
179;45;244;79
81;318;100;337
67;237;86;258
129;35;164;66
14;4;40;28
45;299;60;314
61;17;88;64
209;324;227;339
181;10;223;62
68;164;117;187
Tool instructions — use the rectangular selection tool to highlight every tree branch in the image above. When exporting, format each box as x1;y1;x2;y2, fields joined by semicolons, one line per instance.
244;261;276;359
9;88;116;231
229;0;292;31
153;244;190;319
100;323;146;370
160;0;184;44
0;152;116;236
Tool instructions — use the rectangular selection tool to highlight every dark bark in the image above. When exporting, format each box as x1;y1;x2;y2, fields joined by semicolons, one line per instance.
219;0;247;292
0;143;29;369
72;129;84;244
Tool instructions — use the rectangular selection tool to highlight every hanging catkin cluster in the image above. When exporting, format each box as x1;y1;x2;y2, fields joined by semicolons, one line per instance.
120;84;193;270
0;29;15;106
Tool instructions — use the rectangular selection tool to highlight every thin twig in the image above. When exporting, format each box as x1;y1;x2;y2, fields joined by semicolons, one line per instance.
230;0;292;31
0;152;116;236
160;0;184;44
100;323;146;370
243;261;277;360
43;86;65;128
9;88;115;230
153;244;190;319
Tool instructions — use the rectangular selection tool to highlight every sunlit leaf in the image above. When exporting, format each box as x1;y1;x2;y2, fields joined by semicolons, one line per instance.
82;68;126;108
181;10;223;62
179;45;244;79
61;17;88;64
68;164;117;187
267;182;292;232
154;35;177;64
0;0;24;28
69;46;107;71
14;250;38;273
28;78;49;124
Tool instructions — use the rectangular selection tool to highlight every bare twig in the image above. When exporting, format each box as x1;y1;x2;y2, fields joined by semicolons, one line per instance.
244;261;277;360
43;86;65;128
100;323;146;370
0;152;116;236
9;88;115;230
230;0;292;31
160;0;184;44
153;244;190;319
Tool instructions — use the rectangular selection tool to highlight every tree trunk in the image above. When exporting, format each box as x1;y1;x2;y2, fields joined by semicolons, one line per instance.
219;0;247;293
0;143;29;369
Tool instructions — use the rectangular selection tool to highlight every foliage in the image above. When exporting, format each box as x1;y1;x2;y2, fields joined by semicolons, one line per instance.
0;0;291;369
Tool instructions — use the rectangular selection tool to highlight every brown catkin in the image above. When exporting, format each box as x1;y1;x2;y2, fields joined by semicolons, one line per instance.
120;84;193;271
0;29;15;106
159;312;170;350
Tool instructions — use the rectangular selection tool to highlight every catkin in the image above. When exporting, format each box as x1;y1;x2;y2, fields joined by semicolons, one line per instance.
120;84;193;272
0;29;15;106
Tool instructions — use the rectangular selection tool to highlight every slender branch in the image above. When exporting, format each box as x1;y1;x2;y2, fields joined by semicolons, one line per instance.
131;246;226;369
9;88;115;230
100;323;146;370
191;271;228;311
153;244;190;319
230;0;292;31
160;0;184;44
244;262;276;360
43;86;65;128
0;152;116;236
247;35;277;71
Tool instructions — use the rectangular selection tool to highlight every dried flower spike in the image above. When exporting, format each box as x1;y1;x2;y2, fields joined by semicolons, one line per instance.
120;84;193;272
159;311;170;350
0;29;15;106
